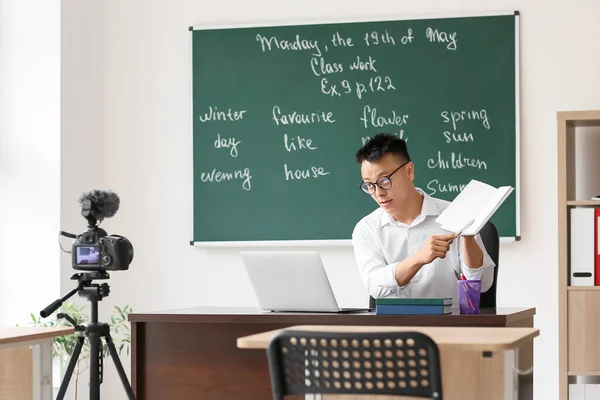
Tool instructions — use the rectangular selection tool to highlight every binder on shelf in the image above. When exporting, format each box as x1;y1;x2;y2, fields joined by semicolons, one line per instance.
595;208;600;286
586;384;600;399
569;383;585;400
570;208;595;286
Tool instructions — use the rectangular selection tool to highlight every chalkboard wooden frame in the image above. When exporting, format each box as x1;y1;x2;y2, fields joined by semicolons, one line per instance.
190;11;521;246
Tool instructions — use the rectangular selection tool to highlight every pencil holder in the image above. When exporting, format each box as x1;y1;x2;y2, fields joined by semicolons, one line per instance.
457;279;481;314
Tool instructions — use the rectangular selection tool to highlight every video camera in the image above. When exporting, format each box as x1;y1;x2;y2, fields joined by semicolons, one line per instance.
61;189;133;272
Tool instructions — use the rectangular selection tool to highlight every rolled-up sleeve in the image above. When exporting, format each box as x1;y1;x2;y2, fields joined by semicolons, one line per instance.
458;234;496;293
352;222;399;299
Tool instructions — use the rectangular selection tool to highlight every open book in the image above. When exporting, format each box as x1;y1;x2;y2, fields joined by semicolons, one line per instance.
435;179;514;236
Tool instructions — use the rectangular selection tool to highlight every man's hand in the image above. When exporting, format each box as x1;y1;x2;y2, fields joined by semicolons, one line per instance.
414;233;457;265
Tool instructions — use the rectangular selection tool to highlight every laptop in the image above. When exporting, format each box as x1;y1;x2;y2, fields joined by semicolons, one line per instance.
241;251;372;313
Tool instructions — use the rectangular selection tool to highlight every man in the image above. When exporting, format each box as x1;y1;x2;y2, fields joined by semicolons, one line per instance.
352;133;495;303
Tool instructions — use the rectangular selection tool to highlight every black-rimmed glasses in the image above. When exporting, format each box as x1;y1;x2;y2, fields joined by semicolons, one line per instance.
359;160;410;195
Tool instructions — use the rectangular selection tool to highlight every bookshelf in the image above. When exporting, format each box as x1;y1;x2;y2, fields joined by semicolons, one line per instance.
558;110;600;400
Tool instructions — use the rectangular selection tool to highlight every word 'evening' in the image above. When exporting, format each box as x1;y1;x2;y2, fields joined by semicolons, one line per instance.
272;105;335;126
198;107;247;122
427;151;487;170
200;168;252;191
256;34;322;57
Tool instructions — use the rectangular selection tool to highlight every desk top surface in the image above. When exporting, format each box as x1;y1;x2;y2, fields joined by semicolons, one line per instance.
129;306;535;327
0;327;74;346
237;324;540;351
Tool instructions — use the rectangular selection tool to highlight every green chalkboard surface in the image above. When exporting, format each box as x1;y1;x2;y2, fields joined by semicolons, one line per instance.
191;12;520;243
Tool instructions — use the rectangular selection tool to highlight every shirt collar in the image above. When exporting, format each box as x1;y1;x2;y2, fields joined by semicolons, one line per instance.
379;188;442;227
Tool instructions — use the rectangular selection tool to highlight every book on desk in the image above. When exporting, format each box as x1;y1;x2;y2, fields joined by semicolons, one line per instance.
375;298;452;315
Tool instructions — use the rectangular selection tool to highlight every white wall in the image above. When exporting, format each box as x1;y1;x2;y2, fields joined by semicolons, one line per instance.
61;0;600;399
0;0;61;324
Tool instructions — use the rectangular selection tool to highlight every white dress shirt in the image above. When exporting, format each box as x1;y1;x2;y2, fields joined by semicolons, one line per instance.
352;188;495;306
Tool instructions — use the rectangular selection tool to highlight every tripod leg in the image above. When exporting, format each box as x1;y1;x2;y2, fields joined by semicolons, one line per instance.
89;331;101;400
56;335;85;400
105;334;136;400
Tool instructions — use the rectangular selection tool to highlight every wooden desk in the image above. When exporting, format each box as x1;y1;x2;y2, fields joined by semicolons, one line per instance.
129;306;535;400
238;325;540;400
0;327;74;400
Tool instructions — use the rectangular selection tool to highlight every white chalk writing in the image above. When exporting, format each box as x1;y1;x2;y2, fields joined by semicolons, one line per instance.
214;134;241;157
321;76;396;99
284;164;330;180
311;56;344;76
360;105;409;129
426;28;457;50
441;109;490;130
284;134;317;152
442;131;474;143
427;151;487;170
364;30;396;46
200;168;252;191
349;56;377;73
198;107;246;123
331;32;354;47
426;179;468;196
256;34;322;57
272;106;335;125
362;130;407;145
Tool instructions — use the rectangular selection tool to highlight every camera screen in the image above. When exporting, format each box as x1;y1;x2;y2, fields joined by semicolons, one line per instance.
76;246;100;265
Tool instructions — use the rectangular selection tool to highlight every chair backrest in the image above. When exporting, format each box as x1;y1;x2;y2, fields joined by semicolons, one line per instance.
266;330;443;400
368;220;499;309
478;220;499;308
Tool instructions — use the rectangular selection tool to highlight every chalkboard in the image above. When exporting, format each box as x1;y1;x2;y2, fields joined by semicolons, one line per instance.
191;12;520;244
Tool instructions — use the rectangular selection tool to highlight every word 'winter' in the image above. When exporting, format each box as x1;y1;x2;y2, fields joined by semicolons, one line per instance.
441;109;490;130
427;151;487;170
272;105;335;126
214;134;241;157
200;168;252;191
256;34;322;57
198;106;246;122
426;179;468;196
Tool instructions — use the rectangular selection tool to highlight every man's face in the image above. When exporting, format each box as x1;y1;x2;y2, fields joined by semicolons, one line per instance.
360;153;414;213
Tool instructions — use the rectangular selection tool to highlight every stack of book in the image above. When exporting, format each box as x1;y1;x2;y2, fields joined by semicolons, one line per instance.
375;297;453;315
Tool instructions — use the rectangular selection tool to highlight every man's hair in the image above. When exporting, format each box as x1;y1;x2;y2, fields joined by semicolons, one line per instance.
355;133;411;164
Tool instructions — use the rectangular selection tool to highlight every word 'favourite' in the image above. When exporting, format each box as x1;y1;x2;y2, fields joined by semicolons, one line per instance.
272;105;335;126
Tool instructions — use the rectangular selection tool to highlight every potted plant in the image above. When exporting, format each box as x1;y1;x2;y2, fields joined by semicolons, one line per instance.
24;302;132;399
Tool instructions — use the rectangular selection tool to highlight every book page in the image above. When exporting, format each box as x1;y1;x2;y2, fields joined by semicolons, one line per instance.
462;186;514;235
435;180;497;233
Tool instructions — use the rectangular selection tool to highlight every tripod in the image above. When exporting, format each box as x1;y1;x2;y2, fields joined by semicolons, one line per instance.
40;271;136;400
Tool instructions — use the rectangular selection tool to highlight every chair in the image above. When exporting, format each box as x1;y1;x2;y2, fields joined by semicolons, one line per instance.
368;221;499;309
478;221;499;308
266;330;443;400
